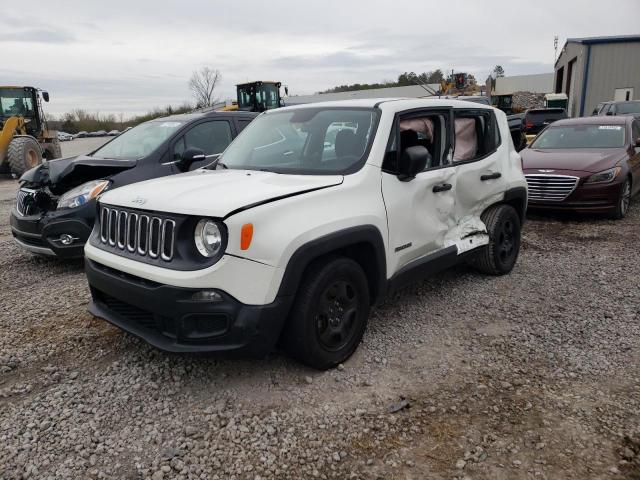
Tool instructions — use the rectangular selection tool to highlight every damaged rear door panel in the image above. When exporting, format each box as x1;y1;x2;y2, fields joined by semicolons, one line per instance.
448;108;510;253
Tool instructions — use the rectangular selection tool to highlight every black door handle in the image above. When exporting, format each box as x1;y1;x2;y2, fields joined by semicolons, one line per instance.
481;172;502;181
432;183;452;193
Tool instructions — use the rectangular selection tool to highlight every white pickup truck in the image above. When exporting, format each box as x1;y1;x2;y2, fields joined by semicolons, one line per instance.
84;98;527;369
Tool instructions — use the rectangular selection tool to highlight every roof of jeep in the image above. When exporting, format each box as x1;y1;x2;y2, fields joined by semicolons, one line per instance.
275;97;495;112
153;111;259;122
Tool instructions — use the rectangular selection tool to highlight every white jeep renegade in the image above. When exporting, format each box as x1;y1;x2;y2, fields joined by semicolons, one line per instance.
84;98;527;369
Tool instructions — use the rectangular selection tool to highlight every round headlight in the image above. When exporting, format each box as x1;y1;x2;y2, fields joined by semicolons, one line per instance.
194;219;223;257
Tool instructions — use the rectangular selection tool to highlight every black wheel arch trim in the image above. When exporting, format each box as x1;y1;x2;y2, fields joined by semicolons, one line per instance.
276;225;387;305
499;186;528;222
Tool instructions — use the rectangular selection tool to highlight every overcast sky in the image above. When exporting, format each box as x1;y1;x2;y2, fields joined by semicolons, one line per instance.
2;0;638;118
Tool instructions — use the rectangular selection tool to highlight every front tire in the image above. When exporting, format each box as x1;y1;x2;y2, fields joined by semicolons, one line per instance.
612;178;631;220
282;256;370;370
7;136;43;175
473;204;521;275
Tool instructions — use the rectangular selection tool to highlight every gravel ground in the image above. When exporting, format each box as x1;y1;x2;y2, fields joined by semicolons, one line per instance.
1;173;639;480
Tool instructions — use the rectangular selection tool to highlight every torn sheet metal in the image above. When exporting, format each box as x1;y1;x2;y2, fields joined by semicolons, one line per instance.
444;214;489;254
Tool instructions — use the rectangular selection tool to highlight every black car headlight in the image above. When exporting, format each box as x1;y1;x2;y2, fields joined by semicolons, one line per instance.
194;219;224;258
585;167;621;184
57;180;110;209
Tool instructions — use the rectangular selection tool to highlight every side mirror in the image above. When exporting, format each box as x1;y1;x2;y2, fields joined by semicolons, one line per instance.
284;86;289;96
398;146;430;181
41;91;49;102
606;111;613;116
177;147;206;171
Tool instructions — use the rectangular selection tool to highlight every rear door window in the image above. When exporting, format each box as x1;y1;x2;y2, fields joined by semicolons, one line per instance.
173;121;232;160
452;110;500;162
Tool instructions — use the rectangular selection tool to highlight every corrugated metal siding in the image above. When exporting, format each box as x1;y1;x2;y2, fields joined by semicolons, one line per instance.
555;42;586;117
584;42;640;114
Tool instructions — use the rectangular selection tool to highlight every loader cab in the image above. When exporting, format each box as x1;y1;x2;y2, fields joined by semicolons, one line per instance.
236;81;285;112
0;86;46;136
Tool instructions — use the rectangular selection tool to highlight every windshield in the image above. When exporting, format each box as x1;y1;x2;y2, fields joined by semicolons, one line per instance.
91;120;185;159
617;102;640;114
218;108;379;174
531;124;626;149
0;88;35;119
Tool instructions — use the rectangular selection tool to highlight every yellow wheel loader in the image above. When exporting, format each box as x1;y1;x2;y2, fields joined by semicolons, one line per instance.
0;86;61;176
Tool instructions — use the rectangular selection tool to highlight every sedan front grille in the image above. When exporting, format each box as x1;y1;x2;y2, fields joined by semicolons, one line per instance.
525;174;579;202
99;206;176;261
16;188;35;216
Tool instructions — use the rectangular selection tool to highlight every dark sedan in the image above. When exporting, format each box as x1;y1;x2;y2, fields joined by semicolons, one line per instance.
521;116;640;219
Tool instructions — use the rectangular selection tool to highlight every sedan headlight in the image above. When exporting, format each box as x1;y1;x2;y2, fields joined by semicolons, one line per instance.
585;167;621;184
194;219;224;257
57;180;110;209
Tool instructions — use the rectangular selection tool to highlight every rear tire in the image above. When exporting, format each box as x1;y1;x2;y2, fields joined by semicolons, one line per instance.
7;137;43;175
282;256;370;370
611;178;631;220
473;204;521;275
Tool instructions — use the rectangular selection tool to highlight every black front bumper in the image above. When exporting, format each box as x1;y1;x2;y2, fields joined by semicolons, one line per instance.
10;207;93;258
85;259;292;356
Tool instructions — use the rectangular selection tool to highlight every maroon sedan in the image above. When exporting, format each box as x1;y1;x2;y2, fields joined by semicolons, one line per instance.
521;116;640;218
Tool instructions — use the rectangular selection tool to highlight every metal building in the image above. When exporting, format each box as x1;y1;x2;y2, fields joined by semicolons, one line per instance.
554;35;640;117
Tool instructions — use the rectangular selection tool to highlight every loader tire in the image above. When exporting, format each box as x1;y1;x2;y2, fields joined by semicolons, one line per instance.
8;137;43;175
43;140;62;160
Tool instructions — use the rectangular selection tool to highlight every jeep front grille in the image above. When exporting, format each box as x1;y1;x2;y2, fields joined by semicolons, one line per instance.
99;206;175;261
525;174;579;202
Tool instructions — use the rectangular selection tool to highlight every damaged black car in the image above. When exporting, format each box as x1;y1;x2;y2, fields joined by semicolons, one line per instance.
10;111;257;258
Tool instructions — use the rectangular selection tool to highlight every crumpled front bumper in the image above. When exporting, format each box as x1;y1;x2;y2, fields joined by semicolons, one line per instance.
10;205;94;258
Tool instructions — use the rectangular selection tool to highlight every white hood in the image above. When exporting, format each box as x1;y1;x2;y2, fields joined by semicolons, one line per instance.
99;169;344;217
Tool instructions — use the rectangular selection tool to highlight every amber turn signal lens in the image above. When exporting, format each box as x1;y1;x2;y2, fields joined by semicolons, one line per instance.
240;223;253;250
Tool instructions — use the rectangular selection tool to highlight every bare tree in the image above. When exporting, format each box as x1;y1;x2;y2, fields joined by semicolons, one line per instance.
189;67;221;108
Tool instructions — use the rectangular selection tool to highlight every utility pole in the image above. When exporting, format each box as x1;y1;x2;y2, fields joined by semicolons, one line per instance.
554;35;559;64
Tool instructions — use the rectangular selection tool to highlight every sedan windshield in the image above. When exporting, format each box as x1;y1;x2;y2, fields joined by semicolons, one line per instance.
531;124;626;149
91;120;185;160
218;108;379;174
